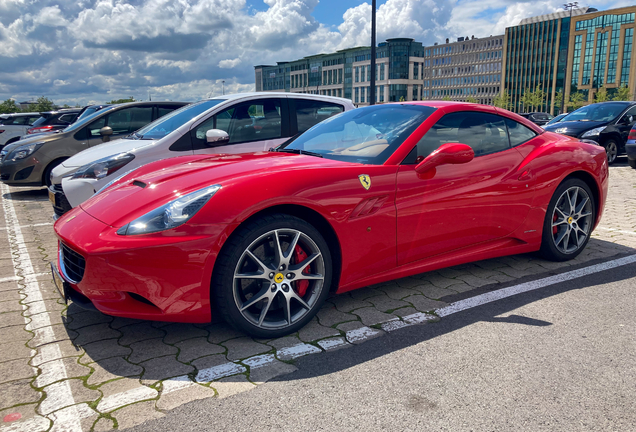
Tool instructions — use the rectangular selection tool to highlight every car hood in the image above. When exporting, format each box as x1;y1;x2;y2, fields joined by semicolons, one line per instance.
60;138;156;169
543;120;607;135
2;131;65;153
80;152;352;227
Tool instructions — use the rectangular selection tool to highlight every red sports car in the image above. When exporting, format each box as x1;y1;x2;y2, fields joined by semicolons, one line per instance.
53;102;608;337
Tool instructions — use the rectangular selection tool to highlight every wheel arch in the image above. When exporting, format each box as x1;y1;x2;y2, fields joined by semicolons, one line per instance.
42;157;69;186
5;137;21;146
601;132;623;150
220;204;343;293
562;170;601;226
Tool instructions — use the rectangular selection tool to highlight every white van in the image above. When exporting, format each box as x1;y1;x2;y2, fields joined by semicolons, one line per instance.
49;92;355;216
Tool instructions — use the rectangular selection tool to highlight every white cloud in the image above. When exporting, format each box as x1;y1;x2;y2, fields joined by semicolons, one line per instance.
0;0;631;105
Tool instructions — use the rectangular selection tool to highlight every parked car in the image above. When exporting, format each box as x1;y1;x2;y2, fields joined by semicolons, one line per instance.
626;125;636;169
49;93;355;217
0;101;188;188
0;112;42;149
76;104;112;122
26;109;82;135
52;101;607;337
545;113;567;126
518;112;554;126
544;101;636;164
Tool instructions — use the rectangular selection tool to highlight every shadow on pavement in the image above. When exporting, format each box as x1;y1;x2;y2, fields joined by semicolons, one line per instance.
3;188;48;201
61;238;636;384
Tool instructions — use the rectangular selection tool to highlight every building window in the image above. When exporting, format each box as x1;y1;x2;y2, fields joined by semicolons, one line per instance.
355;67;359;83
380;64;385;80
379;85;385;102
355;87;359;103
621;27;633;86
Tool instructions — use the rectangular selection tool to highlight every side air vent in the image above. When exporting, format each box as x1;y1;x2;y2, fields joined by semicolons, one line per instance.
349;196;389;220
132;180;147;188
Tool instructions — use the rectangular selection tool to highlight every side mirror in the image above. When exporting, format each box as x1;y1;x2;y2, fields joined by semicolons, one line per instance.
206;129;230;146
99;126;113;142
415;143;474;174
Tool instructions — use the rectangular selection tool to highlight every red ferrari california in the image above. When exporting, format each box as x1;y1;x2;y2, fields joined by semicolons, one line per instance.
53;102;608;337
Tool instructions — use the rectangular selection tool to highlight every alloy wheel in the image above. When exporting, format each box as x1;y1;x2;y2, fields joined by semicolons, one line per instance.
605;141;618;164
551;186;593;255
232;228;325;330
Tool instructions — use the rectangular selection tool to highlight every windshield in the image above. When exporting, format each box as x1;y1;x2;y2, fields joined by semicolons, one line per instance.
63;106;117;133
562;103;627;122
134;99;225;140
280;104;436;165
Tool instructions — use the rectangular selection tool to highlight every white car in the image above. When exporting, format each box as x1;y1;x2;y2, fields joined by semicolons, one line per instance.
0;113;42;148
50;92;355;216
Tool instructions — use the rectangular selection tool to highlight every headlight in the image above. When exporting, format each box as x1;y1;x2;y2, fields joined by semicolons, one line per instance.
116;185;221;235
581;126;607;138
6;142;45;161
71;153;135;180
555;127;568;134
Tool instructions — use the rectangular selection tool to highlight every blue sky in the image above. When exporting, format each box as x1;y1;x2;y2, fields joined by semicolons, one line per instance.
0;0;631;105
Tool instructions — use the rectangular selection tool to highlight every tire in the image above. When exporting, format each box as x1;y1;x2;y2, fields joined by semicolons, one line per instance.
629;158;636;169
602;139;619;165
539;178;596;262
213;214;332;338
42;158;67;187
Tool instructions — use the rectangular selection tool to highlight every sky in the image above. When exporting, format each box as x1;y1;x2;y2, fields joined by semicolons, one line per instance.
0;0;632;106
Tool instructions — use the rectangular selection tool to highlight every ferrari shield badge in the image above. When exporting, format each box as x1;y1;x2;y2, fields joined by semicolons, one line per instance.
358;174;371;190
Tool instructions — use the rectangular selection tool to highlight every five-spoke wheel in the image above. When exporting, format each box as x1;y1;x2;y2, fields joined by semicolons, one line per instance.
603;139;618;165
540;179;596;261
214;214;332;338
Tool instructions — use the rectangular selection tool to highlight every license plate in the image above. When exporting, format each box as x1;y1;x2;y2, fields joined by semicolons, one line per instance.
48;189;56;206
50;262;67;304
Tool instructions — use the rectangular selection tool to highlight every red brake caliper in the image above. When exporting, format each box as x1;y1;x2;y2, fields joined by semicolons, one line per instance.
292;245;310;297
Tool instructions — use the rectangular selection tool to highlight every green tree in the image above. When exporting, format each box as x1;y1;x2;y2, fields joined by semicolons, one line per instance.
520;88;533;112
553;91;563;113
492;90;511;110
108;97;135;104
529;84;546;111
442;95;451;101
568;92;586;110
399;96;405;102
31;96;55;112
0;99;20;114
595;86;609;102
465;96;478;103
612;85;632;101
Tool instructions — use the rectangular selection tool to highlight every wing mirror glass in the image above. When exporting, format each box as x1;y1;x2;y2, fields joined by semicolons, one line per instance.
206;129;230;146
99;126;113;142
414;143;474;175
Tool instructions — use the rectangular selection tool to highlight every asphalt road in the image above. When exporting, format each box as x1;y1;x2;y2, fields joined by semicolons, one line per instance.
127;257;636;431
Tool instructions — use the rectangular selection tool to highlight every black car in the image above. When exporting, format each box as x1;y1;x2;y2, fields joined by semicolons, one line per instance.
519;112;554;126
544;101;636;164
26;108;82;135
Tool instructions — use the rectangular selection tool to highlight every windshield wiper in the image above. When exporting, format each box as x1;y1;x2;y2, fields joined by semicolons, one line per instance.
274;148;323;158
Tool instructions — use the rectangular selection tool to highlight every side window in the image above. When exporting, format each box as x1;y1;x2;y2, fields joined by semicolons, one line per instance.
294;100;344;133
87;117;106;137
13;117;29;125
106;107;152;134
505;118;537;147
409;112;510;162
28;116;41;125
157;105;177;119
57;114;76;124
192;99;282;147
622;106;636;123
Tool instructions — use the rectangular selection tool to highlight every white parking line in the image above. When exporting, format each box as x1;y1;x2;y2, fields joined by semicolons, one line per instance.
0;273;50;284
0;222;54;230
597;226;636;236
437;254;636;317
0;184;81;432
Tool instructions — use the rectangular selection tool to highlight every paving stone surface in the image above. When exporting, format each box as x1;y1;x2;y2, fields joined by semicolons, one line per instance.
0;165;635;430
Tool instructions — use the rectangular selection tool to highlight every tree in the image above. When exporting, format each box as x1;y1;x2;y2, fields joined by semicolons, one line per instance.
31;96;55;112
442;95;451;101
399;96;405;102
568;92;586;110
553;91;563;113
520;88;533;112
595;86;609;102
465;96;478;103
108;97;135;104
529;84;546;111
492;90;511;110
612;85;632;101
0;99;20;114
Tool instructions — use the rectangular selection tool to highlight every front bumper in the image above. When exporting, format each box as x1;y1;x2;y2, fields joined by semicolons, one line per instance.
61;176;99;208
54;207;232;323
0;158;44;186
49;184;72;217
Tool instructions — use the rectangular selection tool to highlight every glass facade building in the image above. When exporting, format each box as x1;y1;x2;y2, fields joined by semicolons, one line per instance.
503;6;636;114
566;8;636;104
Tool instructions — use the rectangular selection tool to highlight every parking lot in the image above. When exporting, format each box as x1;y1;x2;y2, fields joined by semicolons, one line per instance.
0;160;635;432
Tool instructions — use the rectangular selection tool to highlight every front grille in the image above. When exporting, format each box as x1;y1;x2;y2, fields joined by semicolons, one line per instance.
61;243;85;283
50;185;72;217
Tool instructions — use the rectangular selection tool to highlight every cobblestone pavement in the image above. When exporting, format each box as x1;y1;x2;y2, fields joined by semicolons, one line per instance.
0;162;635;431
